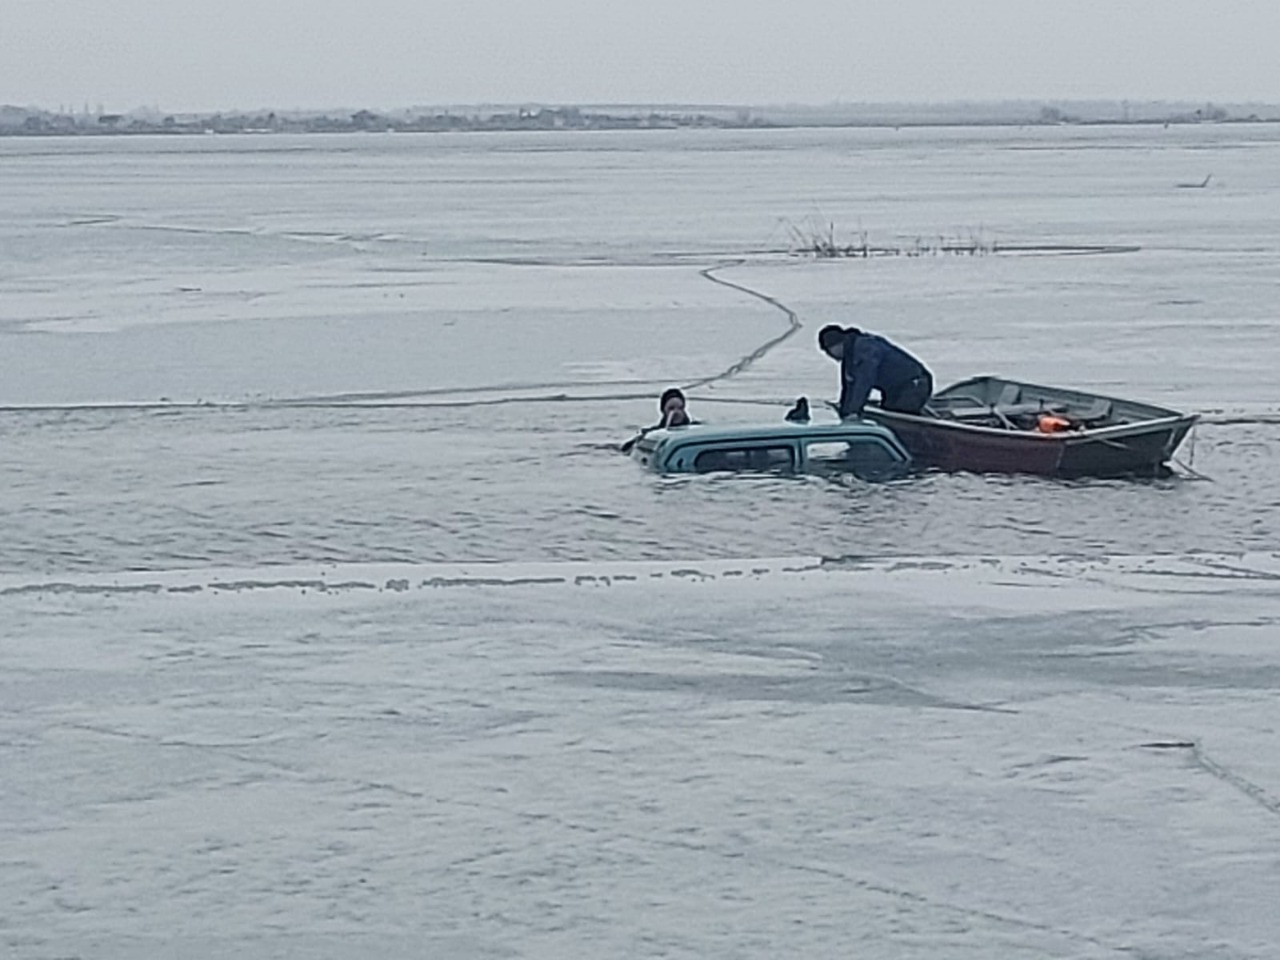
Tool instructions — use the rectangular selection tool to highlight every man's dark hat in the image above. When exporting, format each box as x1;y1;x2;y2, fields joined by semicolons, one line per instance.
819;330;849;350
818;325;854;350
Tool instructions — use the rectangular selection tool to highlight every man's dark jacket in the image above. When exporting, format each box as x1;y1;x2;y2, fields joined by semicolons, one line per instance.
838;332;931;418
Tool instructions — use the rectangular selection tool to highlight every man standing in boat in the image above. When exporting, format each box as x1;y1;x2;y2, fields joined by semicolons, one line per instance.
818;325;933;419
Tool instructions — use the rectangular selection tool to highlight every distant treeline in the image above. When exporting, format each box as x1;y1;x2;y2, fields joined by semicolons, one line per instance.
0;106;756;136
3;101;1277;137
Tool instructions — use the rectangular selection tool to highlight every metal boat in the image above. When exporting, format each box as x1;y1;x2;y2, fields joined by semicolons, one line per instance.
861;376;1197;478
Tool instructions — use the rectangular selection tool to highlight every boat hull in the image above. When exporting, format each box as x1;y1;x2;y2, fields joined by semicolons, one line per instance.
863;377;1197;478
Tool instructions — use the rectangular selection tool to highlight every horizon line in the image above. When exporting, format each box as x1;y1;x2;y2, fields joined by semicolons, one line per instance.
7;96;1280;116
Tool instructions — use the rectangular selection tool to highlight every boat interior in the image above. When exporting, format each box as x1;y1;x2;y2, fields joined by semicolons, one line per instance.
920;377;1174;432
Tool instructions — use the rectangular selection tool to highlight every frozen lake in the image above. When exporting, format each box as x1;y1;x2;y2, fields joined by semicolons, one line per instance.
2;125;1280;957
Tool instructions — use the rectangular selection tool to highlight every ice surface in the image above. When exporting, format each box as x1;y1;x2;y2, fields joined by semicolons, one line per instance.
4;554;1280;957
4;126;1279;410
3;125;1280;957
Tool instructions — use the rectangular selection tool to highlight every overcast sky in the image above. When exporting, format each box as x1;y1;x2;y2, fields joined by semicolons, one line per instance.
4;0;1278;113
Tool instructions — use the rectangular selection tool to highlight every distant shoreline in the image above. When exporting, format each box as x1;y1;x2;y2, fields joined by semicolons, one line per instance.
5;101;1279;137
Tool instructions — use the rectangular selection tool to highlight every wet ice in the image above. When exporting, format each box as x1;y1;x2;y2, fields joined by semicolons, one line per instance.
2;125;1280;957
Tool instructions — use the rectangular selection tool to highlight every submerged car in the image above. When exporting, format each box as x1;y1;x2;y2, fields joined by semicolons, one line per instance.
630;420;911;480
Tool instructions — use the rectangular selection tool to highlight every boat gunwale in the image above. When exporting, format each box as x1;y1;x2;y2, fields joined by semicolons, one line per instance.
866;407;1199;444
934;374;1185;414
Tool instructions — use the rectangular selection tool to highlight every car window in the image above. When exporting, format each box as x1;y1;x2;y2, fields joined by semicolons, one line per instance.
806;441;852;462
805;438;904;480
693;445;795;473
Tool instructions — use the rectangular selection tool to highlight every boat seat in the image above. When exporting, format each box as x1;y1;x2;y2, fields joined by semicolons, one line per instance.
932;383;1023;418
948;401;1064;420
945;397;1113;423
1065;398;1113;421
998;401;1068;417
929;385;1118;426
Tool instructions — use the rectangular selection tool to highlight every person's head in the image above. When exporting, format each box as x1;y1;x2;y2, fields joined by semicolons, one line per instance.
659;387;689;427
818;325;860;360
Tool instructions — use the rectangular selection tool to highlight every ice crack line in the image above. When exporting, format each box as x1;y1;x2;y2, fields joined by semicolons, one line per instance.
1144;739;1280;818
682;260;803;391
0;260;802;413
269;258;803;408
1190;742;1280;817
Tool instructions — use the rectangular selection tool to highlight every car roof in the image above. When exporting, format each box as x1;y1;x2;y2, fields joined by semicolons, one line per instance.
646;419;901;452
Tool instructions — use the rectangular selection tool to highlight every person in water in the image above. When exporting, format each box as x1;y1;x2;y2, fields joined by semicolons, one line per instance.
620;387;694;453
818;325;933;419
655;387;692;428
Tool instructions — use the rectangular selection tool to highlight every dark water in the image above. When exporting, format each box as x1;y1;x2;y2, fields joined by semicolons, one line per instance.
2;400;1276;574
2;125;1278;574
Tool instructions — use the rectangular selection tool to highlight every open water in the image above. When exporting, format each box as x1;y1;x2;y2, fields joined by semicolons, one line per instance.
2;126;1280;958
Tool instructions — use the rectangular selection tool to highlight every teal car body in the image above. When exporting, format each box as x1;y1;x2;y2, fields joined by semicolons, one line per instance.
630;420;911;480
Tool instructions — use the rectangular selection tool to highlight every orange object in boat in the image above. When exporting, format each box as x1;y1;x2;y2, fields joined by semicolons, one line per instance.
1037;414;1072;433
